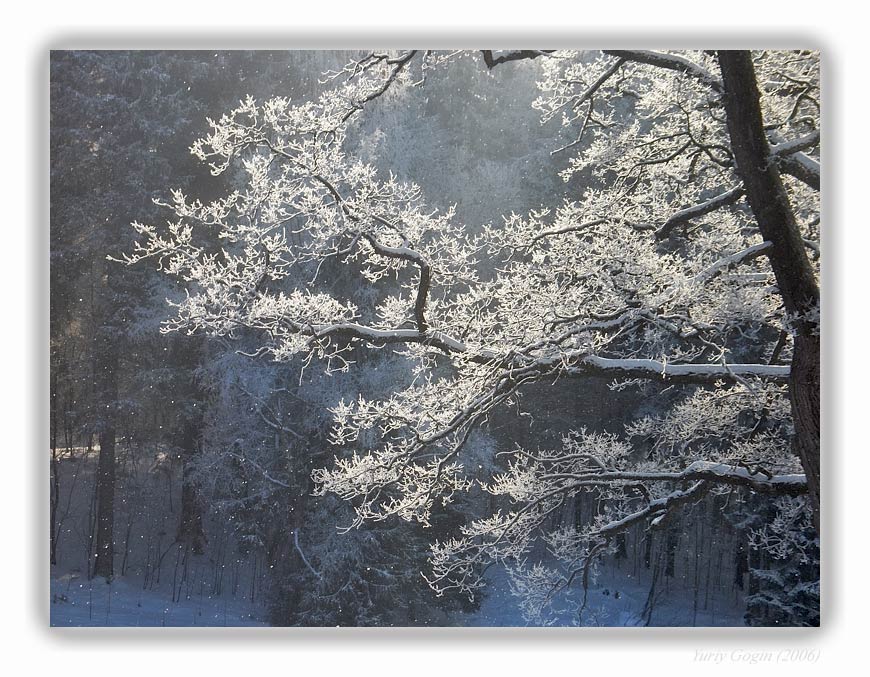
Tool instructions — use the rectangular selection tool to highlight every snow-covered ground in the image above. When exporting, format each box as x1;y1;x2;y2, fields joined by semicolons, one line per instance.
462;565;746;627
50;571;267;627
50;450;745;627
50;448;270;627
50;562;746;627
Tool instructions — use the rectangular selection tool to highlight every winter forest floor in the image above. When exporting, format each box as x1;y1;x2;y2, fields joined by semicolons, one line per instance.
50;570;267;627
50;448;270;627
463;566;746;627
50;565;745;628
50;448;748;627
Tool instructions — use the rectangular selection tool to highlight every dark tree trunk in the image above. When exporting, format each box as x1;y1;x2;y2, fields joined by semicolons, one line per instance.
718;51;821;531
92;342;117;580
92;261;119;581
50;366;60;566
176;421;207;554
171;338;208;554
790;334;821;526
614;532;628;561
643;530;653;569
665;527;679;578
733;537;748;590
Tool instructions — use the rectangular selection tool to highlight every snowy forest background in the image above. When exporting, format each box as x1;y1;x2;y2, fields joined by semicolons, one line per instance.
49;50;820;627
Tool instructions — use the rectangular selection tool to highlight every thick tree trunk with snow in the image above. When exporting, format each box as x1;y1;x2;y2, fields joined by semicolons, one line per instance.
718;51;821;530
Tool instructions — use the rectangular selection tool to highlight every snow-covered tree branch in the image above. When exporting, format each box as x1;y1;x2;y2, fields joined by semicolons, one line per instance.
118;49;820;622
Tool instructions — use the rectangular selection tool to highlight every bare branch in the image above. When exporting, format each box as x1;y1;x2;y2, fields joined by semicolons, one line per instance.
481;50;556;69
525;218;608;248
550;461;807;497
655;186;745;240
602;50;723;93
778;152;820;191
691;241;772;285
340;50;418;123
770;129;820;157
768;129;820;190
563;354;790;384
597;481;708;538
